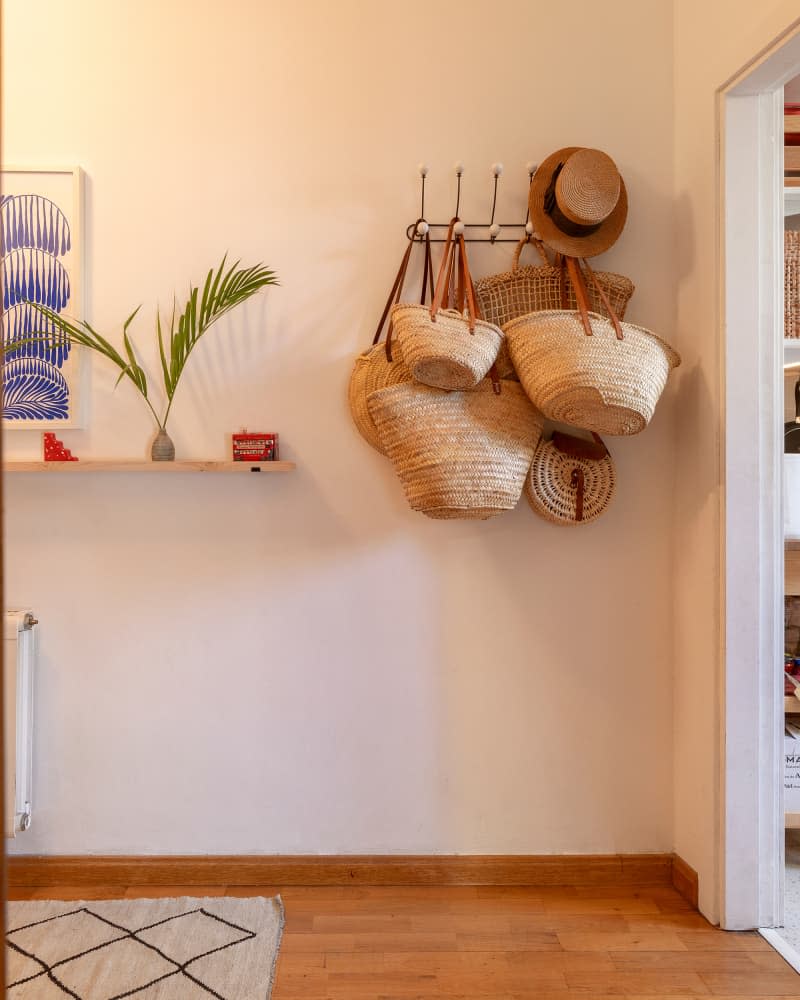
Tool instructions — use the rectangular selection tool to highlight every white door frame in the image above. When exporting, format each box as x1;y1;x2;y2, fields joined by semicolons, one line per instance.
721;22;800;930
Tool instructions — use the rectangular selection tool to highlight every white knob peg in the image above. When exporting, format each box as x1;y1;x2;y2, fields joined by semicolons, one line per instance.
489;223;501;239
418;163;429;177
454;161;464;176
492;162;504;177
453;220;465;236
525;221;534;235
526;161;538;176
416;220;429;236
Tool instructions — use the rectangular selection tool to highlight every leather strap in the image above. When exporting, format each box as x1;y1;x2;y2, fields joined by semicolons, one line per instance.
558;254;568;309
431;219;458;321
372;231;416;350
571;467;586;522
565;255;594;338
457;233;478;334
552;430;608;461
581;258;624;340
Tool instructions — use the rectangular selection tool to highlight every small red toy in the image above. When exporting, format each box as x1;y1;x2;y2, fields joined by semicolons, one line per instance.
43;432;79;462
232;430;279;462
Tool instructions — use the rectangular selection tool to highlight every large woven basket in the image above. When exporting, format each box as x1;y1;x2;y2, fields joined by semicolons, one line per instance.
504;258;680;436
525;433;615;526
787;231;800;339
367;380;544;520
349;341;412;452
393;220;503;390
474;237;634;329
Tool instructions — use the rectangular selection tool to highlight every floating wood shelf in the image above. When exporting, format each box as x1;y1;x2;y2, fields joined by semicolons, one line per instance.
3;461;296;474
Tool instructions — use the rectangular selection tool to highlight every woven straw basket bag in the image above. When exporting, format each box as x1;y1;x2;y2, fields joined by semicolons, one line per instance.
349;226;433;452
526;431;615;526
392;219;503;391
786;230;800;339
475;236;635;329
367;379;544;520
505;257;680;436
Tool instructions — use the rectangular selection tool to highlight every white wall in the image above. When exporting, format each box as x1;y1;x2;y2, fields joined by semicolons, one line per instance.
3;0;678;856
672;0;800;922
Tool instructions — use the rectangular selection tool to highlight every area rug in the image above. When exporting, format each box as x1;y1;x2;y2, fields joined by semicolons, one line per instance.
5;895;284;998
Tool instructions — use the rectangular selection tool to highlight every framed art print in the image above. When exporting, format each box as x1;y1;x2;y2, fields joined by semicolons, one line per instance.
1;166;85;428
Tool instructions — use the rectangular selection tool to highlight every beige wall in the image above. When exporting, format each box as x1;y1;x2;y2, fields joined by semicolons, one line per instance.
2;0;679;858
673;0;800;921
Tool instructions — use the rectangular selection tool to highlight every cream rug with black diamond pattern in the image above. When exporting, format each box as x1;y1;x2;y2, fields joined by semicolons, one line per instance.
5;895;284;999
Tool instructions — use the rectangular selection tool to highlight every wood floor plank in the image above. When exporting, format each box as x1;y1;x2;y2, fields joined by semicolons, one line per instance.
13;881;796;998
557;931;689;952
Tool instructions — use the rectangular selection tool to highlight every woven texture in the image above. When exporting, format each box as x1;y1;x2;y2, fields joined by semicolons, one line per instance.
391;303;503;391
367;380;544;520
504;309;680;436
474;245;634;331
525;437;616;526
787;231;800;339
349;341;412;452
6;896;284;999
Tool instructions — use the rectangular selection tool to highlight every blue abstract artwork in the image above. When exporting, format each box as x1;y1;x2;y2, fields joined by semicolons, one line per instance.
1;169;83;427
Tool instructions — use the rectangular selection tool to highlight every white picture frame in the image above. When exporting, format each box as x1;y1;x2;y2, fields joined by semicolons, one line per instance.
1;166;86;429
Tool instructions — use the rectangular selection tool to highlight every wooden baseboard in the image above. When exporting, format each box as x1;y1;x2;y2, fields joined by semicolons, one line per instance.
6;853;694;891
671;853;699;908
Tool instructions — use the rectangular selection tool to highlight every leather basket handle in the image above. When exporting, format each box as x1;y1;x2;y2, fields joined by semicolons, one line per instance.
571;467;585;522
565;255;594;338
373;219;434;361
581;258;624;340
552;430;608;461
430;218;458;322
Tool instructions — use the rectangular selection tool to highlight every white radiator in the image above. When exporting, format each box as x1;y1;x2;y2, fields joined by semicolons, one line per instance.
4;610;36;837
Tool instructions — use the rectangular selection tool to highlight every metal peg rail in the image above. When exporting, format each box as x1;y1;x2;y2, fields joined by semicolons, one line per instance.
406;160;539;244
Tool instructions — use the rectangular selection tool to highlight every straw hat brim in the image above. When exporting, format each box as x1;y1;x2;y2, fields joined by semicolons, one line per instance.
529;147;628;259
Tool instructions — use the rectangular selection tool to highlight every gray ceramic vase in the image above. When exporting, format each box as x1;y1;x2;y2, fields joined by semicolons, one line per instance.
151;428;175;461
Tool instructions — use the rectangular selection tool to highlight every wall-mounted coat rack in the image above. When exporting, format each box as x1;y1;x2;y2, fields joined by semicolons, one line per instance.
406;162;539;244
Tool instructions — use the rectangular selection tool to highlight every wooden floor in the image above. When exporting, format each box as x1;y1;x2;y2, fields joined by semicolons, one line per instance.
8;882;800;998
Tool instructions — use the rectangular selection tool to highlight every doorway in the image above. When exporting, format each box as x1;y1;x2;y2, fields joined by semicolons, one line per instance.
721;25;800;936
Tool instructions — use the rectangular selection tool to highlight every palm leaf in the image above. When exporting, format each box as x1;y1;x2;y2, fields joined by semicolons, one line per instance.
164;258;277;408
17;255;278;431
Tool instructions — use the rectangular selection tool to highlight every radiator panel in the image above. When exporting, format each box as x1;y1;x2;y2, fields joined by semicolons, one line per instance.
4;610;35;837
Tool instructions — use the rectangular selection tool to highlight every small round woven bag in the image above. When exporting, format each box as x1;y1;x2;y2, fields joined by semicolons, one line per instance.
349;226;433;453
526;431;615;526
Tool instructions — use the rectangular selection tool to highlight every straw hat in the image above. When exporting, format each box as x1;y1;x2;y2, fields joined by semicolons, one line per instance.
529;147;628;258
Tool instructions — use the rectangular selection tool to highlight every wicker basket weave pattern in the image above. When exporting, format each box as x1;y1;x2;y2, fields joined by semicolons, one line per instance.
391;302;503;391
787;231;800;339
367;380;544;520
348;340;412;453
474;239;634;330
525;437;616;526
505;309;679;436
393;220;503;391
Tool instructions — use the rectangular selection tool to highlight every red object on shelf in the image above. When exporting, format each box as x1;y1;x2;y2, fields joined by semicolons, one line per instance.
232;431;279;462
43;432;79;462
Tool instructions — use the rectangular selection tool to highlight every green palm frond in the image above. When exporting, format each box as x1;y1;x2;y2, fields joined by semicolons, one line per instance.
160;257;278;416
19;255;278;431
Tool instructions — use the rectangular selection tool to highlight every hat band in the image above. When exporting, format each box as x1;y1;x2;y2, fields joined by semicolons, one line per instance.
543;164;604;239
